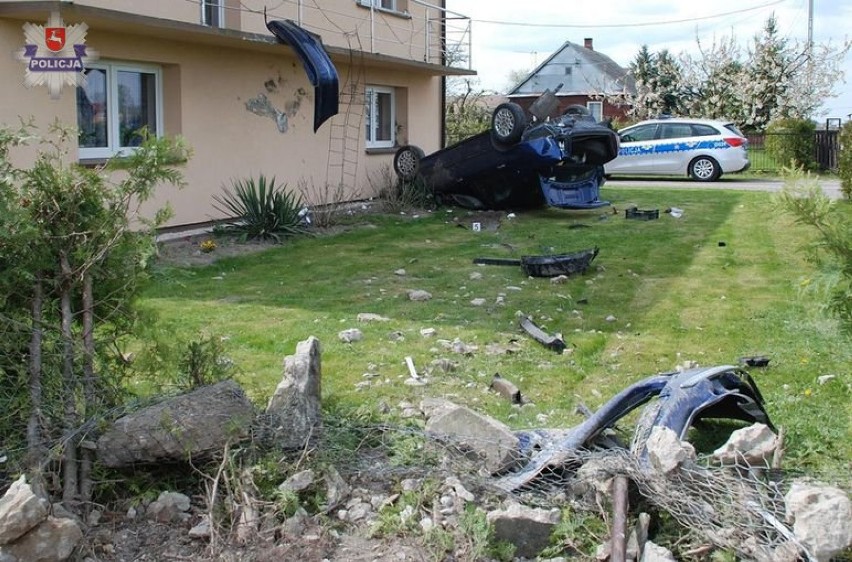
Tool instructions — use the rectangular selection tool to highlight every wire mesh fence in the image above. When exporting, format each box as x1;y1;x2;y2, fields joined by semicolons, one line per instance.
314;410;850;561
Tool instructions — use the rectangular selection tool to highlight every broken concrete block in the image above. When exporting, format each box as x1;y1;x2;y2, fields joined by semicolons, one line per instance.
646;426;695;474
266;336;323;450
0;477;48;545
487;502;560;559
785;481;852;562
0;516;81;562
712;423;777;466
425;403;520;474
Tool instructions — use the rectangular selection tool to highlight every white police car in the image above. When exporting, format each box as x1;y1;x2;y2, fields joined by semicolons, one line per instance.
604;118;750;181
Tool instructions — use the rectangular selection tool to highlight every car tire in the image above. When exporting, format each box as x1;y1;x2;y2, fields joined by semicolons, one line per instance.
490;102;527;146
562;104;591;118
689;156;721;182
393;145;425;181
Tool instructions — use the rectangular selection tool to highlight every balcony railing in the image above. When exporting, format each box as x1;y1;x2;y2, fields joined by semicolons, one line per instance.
277;0;471;69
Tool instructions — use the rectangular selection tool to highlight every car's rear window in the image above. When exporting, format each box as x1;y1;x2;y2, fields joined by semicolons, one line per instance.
724;123;745;137
691;124;718;137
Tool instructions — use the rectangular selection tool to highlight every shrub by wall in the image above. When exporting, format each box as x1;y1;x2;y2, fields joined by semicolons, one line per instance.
839;121;852;200
765;118;816;171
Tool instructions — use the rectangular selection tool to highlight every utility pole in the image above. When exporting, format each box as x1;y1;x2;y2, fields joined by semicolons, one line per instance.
807;0;814;54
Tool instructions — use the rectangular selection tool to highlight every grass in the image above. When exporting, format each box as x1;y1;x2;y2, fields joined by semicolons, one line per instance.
141;186;851;475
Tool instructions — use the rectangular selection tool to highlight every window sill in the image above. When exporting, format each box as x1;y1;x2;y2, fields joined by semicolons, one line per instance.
78;158;109;168
78;155;189;169
356;3;411;19
365;146;399;154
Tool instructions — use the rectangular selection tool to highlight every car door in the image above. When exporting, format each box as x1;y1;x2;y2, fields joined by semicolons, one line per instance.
654;122;697;173
605;123;660;174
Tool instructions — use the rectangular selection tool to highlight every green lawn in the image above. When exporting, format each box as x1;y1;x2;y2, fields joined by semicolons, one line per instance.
141;186;851;474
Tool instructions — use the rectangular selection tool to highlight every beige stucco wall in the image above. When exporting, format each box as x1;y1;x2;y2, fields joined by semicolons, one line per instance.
0;15;443;227
2;0;446;65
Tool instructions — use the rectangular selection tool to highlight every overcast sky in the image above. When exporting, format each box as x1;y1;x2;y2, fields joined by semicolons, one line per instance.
444;0;852;121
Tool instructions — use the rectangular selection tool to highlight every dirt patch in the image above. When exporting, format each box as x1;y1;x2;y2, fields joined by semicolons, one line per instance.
155;234;279;268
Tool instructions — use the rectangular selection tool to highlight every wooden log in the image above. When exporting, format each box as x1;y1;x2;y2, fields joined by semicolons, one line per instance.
610;475;629;562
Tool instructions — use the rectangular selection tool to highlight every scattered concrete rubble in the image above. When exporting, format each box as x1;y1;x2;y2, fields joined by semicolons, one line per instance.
424;401;521;474
639;541;677;562
0;477;81;562
357;312;390;322
785;481;852;561
338;328;363;343
712;422;777;465
407;289;432;301
2;337;848;562
266;335;323;449
146;491;191;524
487;502;561;558
645;426;696;474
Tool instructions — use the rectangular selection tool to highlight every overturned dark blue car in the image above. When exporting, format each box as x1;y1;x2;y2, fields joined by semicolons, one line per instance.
393;91;620;211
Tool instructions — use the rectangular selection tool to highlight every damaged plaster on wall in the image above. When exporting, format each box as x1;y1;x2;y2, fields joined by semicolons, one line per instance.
244;83;308;134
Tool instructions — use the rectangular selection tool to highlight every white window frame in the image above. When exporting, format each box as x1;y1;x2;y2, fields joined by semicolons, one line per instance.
587;101;603;122
77;61;163;160
365;85;396;149
359;0;397;11
201;0;225;28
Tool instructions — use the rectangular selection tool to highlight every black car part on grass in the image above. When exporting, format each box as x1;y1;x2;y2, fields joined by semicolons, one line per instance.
473;247;599;278
519;316;567;354
497;365;774;491
266;19;339;131
625;207;660;220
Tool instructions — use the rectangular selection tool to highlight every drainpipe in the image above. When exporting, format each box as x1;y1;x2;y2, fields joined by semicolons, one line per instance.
441;75;447;148
439;1;447;148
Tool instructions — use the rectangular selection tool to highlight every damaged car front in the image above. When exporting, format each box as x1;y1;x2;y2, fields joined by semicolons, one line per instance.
393;90;620;211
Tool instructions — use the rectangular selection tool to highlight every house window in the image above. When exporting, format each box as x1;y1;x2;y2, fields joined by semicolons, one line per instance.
202;0;224;27
76;62;162;160
365;86;395;149
359;0;397;10
587;101;603;122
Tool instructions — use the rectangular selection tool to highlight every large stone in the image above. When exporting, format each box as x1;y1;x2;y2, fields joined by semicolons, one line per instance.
266;336;323;449
425;403;520;474
97;380;254;467
640;541;677;562
712;423;777;466
146;491;191;524
278;469;315;493
487;503;560;559
785;481;852;561
0;476;48;545
645;426;695;474
0;516;82;562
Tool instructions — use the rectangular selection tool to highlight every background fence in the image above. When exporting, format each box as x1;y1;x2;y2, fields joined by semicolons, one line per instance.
746;129;840;172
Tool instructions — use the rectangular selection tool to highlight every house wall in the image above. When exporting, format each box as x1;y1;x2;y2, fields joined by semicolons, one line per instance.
510;95;630;123
0;8;444;228
16;0;446;65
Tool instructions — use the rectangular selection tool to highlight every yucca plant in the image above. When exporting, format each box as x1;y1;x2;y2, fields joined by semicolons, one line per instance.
213;175;306;241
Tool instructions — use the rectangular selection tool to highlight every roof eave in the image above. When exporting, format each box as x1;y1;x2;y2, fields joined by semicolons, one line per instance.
0;1;476;76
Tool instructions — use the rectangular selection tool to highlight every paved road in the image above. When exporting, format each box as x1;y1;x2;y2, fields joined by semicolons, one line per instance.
606;176;843;200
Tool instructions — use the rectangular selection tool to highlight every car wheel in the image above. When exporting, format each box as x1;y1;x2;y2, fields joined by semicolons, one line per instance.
393;145;425;181
563;104;591;117
689;156;720;182
490;102;527;146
